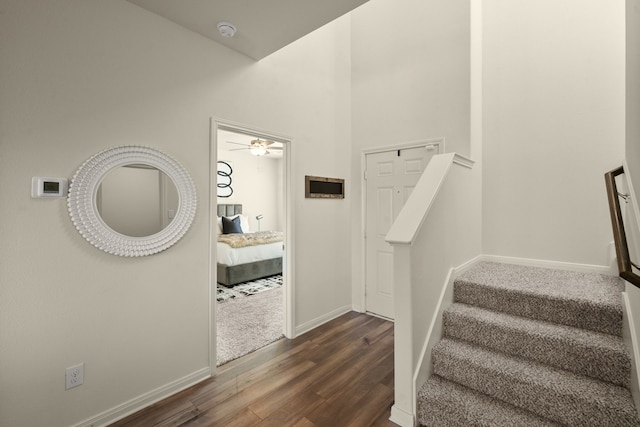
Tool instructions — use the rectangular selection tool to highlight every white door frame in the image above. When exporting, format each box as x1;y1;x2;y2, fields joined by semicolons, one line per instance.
209;118;295;375
359;138;444;315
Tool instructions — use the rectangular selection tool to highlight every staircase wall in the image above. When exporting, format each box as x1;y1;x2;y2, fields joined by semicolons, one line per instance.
387;154;482;426
482;0;626;267
627;0;640;205
621;164;640;410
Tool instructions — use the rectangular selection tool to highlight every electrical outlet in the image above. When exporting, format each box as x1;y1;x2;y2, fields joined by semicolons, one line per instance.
65;363;84;390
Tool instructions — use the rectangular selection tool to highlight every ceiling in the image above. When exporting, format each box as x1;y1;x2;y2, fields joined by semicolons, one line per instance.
127;0;369;60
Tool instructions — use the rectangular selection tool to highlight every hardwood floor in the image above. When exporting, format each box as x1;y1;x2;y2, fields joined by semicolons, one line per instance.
111;311;398;427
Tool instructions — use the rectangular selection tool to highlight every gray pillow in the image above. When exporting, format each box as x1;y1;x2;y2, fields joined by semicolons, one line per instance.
222;216;243;234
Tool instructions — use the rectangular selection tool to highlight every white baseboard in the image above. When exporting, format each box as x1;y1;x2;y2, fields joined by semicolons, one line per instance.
623;292;640;413
482;254;613;275
295;304;352;337
73;367;211;427
390;404;415;427
413;256;483;399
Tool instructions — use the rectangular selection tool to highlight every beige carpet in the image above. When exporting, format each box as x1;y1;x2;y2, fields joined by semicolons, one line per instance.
418;261;639;426
216;286;283;366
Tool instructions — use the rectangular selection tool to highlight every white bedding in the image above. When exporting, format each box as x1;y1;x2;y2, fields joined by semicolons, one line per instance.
216;240;283;266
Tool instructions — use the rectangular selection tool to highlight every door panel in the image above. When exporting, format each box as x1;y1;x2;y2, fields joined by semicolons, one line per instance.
365;146;436;319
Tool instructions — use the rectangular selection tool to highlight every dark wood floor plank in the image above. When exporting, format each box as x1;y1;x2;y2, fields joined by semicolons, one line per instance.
247;340;365;419
255;389;326;427
193;360;317;423
306;351;395;426
109;312;398;427
292;417;319;427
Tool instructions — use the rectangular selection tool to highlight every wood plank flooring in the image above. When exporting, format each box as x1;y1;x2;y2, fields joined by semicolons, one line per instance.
110;311;398;427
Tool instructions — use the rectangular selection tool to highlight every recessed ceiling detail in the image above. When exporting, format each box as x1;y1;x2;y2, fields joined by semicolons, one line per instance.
127;0;369;60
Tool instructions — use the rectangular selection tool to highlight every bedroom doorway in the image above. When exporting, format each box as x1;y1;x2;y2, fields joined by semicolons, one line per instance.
210;119;293;371
363;140;442;320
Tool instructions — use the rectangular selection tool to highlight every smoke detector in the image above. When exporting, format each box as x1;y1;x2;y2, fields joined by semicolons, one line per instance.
217;22;237;38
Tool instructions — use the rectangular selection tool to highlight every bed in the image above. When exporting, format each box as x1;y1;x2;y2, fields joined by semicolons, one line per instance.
216;204;283;286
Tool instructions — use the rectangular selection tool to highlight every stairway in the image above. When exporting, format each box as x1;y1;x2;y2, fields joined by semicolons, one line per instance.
417;261;640;426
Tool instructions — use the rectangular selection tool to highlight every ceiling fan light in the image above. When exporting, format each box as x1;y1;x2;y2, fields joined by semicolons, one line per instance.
250;139;267;156
250;147;267;156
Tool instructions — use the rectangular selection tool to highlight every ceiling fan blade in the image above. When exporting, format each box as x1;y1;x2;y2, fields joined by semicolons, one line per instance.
226;141;249;147
230;147;249;151
268;146;283;151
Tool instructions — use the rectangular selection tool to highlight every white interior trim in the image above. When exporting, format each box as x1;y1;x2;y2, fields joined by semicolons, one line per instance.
72;367;210;427
385;153;455;246
389;404;414;427
623;159;640;268
209;118;296;375
359;138;445;315
482;254;613;275
413;256;483;396
452;153;474;169
362;137;445;156
294;304;352;337
623;291;640;412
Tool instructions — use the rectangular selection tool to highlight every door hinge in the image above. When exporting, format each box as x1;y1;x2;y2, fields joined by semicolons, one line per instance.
364;170;368;180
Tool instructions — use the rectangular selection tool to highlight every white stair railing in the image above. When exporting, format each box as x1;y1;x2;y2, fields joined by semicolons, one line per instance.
385;152;479;426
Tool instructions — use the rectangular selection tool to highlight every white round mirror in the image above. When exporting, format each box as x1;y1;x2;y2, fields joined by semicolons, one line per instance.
68;146;197;257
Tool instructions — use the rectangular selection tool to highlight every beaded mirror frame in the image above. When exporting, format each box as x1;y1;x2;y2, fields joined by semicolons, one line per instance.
67;146;197;257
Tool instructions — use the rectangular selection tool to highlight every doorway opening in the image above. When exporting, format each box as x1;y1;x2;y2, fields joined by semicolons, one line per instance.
210;120;294;371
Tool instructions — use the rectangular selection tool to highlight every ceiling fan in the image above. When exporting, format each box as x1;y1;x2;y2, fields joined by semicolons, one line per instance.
227;139;283;156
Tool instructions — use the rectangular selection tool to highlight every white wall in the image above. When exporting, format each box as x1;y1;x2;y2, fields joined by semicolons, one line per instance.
482;0;626;267
349;0;471;310
0;1;351;426
217;151;282;232
628;0;640;203
625;1;640;396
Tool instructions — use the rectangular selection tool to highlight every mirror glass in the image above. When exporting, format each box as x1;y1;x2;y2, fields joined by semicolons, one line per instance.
96;164;179;237
68;145;197;257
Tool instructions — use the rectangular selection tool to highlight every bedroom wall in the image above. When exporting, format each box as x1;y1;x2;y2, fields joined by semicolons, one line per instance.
349;0;471;311
0;1;351;426
217;151;282;232
482;0;625;267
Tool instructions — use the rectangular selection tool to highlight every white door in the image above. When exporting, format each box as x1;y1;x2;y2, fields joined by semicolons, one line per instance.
365;146;436;319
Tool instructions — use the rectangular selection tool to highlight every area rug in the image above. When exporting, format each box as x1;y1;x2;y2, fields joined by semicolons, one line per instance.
216;274;283;303
216;286;283;366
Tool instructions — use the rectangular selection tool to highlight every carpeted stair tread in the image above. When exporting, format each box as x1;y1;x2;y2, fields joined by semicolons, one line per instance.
454;262;624;335
444;302;630;387
417;375;561;427
432;338;640;426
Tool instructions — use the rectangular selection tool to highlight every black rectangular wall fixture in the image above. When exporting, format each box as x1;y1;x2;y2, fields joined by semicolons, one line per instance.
305;175;345;199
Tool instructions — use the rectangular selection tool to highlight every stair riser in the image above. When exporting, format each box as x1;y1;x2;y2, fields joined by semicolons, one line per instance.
454;281;623;336
418;376;562;427
443;310;630;387
433;347;638;426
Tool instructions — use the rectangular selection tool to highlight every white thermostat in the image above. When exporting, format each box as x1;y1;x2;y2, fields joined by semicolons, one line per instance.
31;177;68;198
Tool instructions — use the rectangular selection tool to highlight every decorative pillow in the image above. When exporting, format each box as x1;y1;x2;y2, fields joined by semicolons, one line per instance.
218;214;250;233
222;215;243;234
